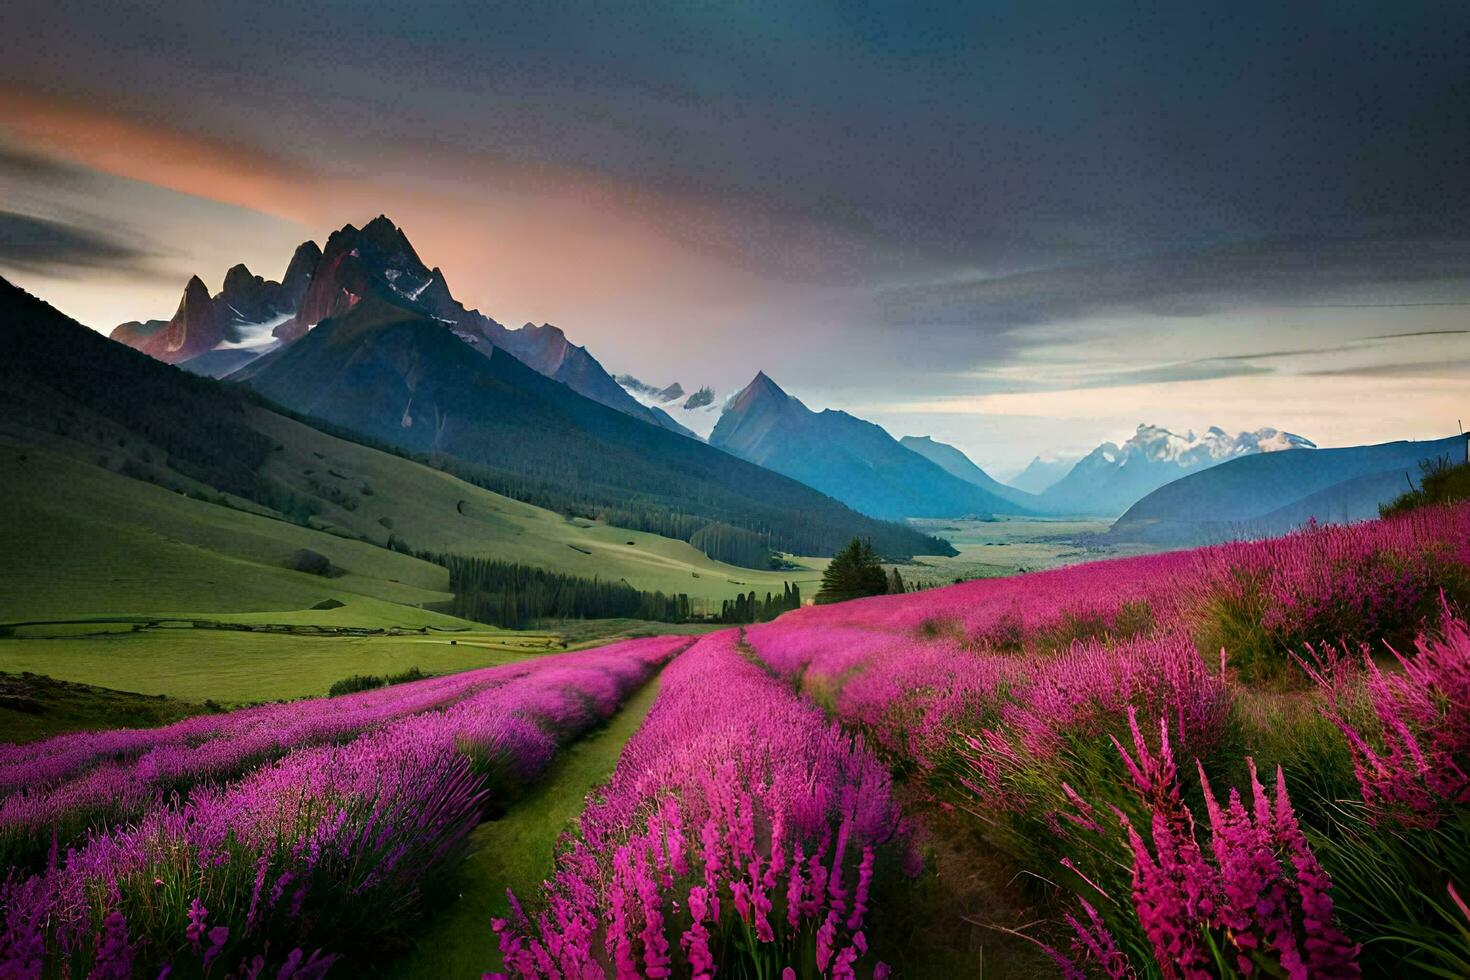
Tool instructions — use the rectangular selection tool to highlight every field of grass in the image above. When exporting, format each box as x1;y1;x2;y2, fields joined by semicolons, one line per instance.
0;443;457;623
0;671;207;744
898;515;1142;585
0;627;562;704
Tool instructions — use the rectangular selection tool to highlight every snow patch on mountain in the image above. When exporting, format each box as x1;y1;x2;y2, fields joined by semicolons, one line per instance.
616;375;728;439
1112;423;1315;470
217;311;294;351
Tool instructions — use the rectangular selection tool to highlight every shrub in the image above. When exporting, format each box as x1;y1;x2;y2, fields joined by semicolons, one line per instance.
328;674;386;697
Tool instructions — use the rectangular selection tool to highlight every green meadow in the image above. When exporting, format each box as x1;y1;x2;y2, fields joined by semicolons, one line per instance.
0;437;818;736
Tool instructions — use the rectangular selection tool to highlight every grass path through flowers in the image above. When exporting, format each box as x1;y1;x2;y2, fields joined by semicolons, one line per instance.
384;672;666;979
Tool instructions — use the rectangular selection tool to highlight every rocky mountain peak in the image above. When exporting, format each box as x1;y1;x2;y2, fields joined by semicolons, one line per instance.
222;263;254;288
744;370;786;399
280;241;322;308
181;274;210;302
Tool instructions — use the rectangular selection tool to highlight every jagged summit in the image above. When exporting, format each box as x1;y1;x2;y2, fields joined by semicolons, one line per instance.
711;372;1027;520
731;370;789;406
108;216;690;433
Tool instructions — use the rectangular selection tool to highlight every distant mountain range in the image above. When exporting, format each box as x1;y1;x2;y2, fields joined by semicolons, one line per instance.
99;215;1377;535
111;242;320;376
708;373;1026;520
110;216;692;437
180;223;950;564
1004;455;1080;495
1110;434;1468;546
616;375;726;439
1035;424;1316;516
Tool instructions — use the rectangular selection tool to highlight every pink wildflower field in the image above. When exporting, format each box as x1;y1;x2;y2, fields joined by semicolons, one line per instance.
7;504;1470;977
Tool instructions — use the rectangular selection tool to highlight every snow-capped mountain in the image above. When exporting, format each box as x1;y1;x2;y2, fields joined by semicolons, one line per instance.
616;374;727;439
1038;423;1316;516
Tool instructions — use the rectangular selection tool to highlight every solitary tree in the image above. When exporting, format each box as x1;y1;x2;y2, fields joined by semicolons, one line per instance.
816;538;889;604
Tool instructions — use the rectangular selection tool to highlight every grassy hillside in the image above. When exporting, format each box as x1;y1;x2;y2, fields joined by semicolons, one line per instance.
0;443;460;623
0;433;822;622
0;276;827;612
247;409;825;605
0;672;206;744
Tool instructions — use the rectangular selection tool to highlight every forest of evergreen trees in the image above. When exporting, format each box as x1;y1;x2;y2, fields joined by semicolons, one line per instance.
421;551;802;629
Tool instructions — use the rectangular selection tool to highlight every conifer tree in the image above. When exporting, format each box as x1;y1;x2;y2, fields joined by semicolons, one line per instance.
816;538;890;604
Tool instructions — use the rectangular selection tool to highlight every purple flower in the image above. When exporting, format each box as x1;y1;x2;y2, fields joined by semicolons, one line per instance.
185;898;209;948
492;631;905;977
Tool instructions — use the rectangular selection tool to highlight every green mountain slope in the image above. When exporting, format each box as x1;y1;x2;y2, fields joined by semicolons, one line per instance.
0;443;461;624
236;294;951;562
244;408;826;604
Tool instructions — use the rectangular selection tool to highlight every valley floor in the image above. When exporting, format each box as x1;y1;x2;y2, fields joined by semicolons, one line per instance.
896;515;1148;586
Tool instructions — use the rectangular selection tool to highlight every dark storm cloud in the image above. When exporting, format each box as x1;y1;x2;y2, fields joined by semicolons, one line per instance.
0;211;162;277
4;1;1468;276
0;144;87;185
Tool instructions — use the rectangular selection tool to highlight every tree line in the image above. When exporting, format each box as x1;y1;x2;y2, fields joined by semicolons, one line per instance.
420;551;803;629
716;582;802;624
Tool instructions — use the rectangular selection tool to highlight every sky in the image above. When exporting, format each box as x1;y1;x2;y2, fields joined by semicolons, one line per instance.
2;1;1469;473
